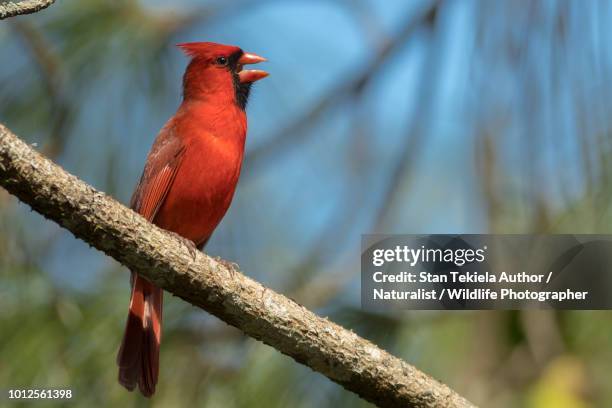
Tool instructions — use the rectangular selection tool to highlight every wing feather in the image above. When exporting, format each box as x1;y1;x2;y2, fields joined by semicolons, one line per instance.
130;130;185;222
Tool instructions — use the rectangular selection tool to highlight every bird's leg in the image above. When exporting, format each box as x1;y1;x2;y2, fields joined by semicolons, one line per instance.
169;232;198;260
215;257;238;278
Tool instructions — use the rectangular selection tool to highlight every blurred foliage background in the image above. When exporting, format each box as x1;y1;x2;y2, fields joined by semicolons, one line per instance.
1;0;612;406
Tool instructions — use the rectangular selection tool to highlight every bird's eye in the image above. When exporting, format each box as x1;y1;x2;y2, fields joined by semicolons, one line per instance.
216;56;228;66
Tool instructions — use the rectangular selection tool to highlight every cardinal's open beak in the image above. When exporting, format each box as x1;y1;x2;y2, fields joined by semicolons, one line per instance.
237;52;268;83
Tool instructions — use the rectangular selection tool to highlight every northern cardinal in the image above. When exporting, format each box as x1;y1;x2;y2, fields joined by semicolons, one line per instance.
116;42;267;397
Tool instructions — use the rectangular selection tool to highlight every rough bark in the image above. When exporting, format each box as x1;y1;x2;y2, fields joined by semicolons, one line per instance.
0;124;476;408
0;0;55;19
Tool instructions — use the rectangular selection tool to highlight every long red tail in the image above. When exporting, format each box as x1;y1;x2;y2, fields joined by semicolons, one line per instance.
117;273;163;397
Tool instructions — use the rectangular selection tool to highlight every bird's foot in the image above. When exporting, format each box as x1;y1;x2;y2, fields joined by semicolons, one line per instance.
169;232;198;260
216;257;238;278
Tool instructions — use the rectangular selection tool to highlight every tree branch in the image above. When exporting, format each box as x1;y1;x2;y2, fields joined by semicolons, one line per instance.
0;0;55;19
0;124;475;408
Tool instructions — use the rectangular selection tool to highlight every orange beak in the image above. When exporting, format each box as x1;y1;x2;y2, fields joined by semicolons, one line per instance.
238;52;268;83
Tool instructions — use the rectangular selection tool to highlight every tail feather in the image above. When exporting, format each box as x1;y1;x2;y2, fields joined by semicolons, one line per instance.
117;273;163;397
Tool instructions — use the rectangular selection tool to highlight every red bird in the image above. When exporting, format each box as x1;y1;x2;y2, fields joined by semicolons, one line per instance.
116;42;267;397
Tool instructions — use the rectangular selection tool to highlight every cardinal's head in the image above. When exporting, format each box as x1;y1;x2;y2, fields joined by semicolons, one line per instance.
178;42;268;110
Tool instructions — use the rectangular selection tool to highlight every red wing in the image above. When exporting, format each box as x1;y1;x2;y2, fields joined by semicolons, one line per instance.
130;130;185;222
